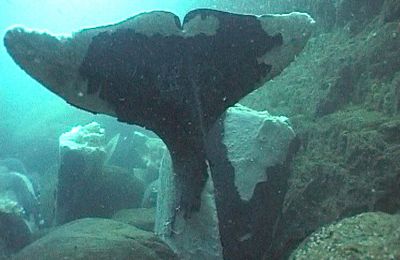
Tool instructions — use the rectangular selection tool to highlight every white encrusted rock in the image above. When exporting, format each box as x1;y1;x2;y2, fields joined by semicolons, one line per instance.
224;104;296;201
59;122;108;172
154;105;295;259
59;122;106;153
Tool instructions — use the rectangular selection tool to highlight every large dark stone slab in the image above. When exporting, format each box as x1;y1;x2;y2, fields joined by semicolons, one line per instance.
13;218;177;260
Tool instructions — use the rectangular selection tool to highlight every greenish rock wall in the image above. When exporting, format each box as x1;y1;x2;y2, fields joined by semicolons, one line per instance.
290;212;400;259
237;0;400;258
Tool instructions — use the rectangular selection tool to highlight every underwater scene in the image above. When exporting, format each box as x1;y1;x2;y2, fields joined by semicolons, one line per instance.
1;0;400;259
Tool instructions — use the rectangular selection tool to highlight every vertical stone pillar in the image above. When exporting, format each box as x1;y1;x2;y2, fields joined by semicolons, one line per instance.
56;122;107;224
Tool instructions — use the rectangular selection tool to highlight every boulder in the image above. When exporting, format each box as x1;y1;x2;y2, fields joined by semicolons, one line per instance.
0;165;41;255
290;212;400;259
0;169;39;223
0;211;32;255
239;1;400;258
13;218;177;260
264;111;400;259
113;208;155;232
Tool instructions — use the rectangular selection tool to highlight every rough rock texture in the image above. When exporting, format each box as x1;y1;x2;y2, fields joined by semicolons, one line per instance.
238;0;400;258
290;212;400;259
13;218;177;260
223;105;295;201
255;109;400;259
112;208;155;232
243;21;400;118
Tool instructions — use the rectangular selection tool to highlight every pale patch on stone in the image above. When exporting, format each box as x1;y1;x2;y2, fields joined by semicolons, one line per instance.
259;12;315;43
223;105;295;201
256;12;315;82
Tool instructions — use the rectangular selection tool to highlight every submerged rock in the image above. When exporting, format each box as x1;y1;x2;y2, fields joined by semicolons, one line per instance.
290;212;400;259
56;123;144;224
13;218;177;260
0;164;41;255
113;208;155;232
0;211;32;255
240;2;400;258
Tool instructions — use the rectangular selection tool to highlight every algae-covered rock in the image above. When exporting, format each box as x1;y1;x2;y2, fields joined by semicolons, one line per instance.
240;2;400;258
382;0;400;22
290;212;400;259
112;208;155;232
13;218;177;260
263;109;400;259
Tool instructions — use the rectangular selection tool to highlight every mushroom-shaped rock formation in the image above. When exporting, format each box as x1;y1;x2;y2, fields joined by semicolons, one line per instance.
4;9;315;217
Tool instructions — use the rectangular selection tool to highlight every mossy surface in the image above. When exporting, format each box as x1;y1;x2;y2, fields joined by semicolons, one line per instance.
290;212;400;260
238;0;400;258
